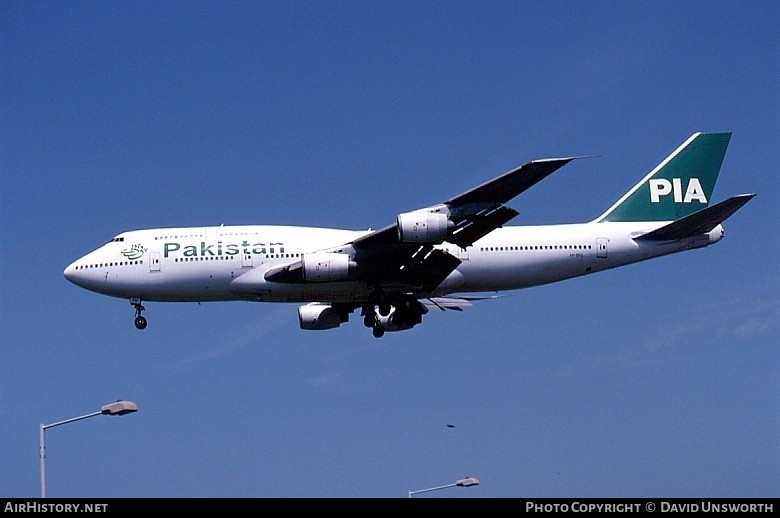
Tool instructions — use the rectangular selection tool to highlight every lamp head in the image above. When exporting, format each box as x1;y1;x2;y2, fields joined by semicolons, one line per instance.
101;400;138;416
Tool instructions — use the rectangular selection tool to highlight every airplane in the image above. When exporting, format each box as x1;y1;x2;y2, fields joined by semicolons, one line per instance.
64;132;755;338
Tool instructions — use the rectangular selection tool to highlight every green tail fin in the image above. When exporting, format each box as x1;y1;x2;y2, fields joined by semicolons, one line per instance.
596;132;731;223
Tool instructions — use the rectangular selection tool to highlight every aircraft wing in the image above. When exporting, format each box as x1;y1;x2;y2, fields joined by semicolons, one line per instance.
266;157;577;293
352;157;578;251
341;157;577;291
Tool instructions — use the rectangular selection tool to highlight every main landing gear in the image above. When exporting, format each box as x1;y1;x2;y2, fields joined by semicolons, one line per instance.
363;292;391;339
130;298;147;330
362;295;427;338
362;312;384;338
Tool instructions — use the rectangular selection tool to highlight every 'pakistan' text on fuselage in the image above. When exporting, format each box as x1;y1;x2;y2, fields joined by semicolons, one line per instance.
162;240;286;258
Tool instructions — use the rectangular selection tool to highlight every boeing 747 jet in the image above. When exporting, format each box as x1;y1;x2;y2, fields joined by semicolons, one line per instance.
64;132;754;337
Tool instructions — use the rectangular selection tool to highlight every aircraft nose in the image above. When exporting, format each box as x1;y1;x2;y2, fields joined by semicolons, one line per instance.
63;262;77;283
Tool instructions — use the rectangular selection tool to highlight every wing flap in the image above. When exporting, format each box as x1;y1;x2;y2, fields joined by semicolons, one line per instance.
421;297;475;311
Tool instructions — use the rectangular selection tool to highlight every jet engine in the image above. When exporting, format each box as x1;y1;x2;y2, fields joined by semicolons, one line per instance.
397;210;451;243
298;303;347;330
301;253;355;281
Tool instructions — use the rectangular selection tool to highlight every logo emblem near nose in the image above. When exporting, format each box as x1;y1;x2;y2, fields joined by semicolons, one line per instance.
121;244;147;260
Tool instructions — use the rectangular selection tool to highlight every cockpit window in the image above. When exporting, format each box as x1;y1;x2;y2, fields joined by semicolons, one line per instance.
108;236;125;243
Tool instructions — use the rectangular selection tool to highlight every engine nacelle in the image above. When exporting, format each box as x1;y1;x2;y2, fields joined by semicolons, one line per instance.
397;210;451;243
299;303;344;330
301;253;354;281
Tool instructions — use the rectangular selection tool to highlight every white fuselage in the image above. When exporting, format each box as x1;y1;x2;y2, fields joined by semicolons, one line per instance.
63;222;723;304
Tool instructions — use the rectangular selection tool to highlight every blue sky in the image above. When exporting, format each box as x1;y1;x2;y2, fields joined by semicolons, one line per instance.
1;0;778;498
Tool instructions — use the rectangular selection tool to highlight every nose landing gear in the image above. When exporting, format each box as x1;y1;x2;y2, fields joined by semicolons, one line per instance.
130;298;147;330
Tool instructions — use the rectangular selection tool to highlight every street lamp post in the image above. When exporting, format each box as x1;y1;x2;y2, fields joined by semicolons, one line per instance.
408;476;480;498
39;400;138;498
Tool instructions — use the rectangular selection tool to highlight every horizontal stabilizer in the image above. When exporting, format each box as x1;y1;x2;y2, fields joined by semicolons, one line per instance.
635;194;755;241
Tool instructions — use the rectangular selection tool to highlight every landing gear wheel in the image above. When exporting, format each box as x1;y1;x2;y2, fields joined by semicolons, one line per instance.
131;298;147;331
364;314;376;328
134;316;148;330
378;303;391;317
372;324;385;338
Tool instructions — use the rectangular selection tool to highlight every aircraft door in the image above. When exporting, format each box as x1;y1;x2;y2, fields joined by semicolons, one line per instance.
448;245;469;261
149;251;161;271
242;252;253;268
597;238;608;258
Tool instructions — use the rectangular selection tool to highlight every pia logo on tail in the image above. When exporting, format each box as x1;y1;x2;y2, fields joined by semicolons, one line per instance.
649;178;707;203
